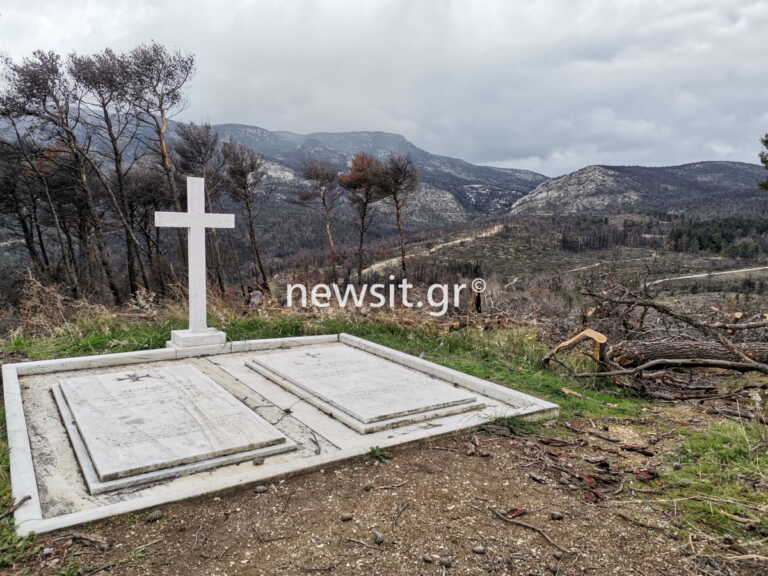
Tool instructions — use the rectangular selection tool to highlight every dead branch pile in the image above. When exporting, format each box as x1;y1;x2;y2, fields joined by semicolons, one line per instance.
546;284;768;400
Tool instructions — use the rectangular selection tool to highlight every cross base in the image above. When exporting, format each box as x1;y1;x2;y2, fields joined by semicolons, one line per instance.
166;328;227;349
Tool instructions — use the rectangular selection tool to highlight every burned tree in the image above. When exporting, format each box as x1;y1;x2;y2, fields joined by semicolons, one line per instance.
222;141;269;287
174;122;224;179
0;43;197;302
339;153;386;280
1;50;122;302
381;154;419;272
127;42;195;262
296;161;341;268
69;49;151;295
0;140;48;272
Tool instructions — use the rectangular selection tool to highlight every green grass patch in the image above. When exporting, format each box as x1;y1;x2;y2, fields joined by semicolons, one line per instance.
5;316;186;360
660;421;768;539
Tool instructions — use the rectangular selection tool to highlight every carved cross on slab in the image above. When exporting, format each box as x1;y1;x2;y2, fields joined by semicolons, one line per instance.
116;373;152;383
155;177;235;348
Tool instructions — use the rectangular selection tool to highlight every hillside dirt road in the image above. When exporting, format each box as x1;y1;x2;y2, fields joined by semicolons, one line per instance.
647;266;768;286
363;225;504;275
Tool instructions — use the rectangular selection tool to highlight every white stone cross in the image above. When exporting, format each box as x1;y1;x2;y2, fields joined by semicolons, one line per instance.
155;177;235;348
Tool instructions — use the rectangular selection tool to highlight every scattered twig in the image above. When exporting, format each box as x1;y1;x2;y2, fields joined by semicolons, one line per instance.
489;508;568;553
620;444;654;457
344;538;382;551
616;512;666;532
373;480;408;491
587;430;620;443
391;502;409;529
0;495;30;520
301;564;337;573
562;422;585;435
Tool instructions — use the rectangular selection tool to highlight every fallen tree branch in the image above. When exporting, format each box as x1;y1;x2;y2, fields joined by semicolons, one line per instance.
611;340;768;367
572;358;764;378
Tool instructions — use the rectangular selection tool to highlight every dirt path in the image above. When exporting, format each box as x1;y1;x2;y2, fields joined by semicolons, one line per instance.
363;224;504;275
646;266;768;286
564;253;657;274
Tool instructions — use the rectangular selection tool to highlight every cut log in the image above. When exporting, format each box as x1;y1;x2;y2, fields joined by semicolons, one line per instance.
543;329;607;367
610;341;768;368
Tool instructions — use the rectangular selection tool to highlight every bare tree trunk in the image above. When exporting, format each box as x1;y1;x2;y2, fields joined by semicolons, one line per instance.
63;219;78;279
320;190;338;269
75;155;121;304
324;215;337;268
95;107;151;293
87;200;122;304
14;204;43;271
244;200;268;285
393;197;407;273
356;203;368;281
125;229;137;295
34;215;50;269
156;114;187;263
8;119;78;296
31;197;50;269
207;230;227;294
611;340;768;367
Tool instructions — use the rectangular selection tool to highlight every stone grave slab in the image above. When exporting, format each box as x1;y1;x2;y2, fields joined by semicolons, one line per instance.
54;364;295;493
246;342;485;433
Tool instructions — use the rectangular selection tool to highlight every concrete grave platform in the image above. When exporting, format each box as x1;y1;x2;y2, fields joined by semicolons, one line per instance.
3;333;558;536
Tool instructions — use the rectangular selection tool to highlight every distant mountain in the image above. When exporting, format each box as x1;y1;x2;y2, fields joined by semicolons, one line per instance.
510;161;767;217
212;124;548;219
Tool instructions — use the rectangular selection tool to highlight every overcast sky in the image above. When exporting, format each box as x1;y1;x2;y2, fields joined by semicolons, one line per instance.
2;1;767;176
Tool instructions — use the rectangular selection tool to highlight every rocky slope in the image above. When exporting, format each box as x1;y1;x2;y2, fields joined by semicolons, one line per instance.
510;161;767;216
213;124;548;219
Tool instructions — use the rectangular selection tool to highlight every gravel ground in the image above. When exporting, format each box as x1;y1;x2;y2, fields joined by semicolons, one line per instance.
16;408;731;576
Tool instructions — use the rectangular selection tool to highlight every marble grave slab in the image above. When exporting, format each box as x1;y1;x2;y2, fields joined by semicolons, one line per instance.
246;343;485;433
54;364;295;493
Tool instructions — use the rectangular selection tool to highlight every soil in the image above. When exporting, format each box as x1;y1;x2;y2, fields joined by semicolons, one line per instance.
13;405;766;576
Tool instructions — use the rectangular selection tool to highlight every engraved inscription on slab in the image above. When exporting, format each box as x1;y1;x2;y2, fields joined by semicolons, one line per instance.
247;343;481;429
58;364;289;482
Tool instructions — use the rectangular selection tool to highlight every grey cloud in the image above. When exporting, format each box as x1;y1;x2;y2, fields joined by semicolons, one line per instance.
2;0;767;176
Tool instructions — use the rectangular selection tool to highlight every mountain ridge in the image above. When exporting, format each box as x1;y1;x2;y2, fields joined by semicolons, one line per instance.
210;123;549;216
510;160;766;217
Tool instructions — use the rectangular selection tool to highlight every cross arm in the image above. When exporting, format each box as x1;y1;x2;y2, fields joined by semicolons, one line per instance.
204;214;235;229
155;212;235;229
155;212;189;228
